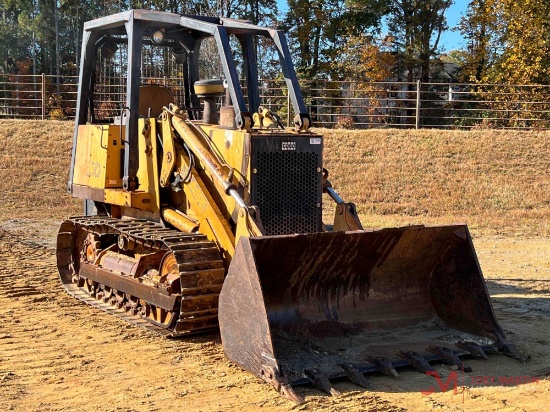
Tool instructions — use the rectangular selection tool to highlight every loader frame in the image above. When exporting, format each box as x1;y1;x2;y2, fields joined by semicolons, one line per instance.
68;9;311;194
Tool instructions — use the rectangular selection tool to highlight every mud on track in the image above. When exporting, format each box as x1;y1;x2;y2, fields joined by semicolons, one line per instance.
0;221;549;411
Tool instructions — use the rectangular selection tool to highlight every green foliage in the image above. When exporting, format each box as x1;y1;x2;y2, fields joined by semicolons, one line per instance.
385;0;452;82
1;0;549;89
452;0;550;127
459;0;550;85
317;0;452;83
282;0;383;79
0;0;278;76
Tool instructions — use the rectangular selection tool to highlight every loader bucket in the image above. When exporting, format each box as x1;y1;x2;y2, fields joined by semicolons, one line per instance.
218;225;513;397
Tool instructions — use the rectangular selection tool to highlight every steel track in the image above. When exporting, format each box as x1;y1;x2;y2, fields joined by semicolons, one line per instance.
56;216;225;337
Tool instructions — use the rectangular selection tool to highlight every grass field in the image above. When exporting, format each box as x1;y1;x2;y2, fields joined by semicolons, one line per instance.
1;120;548;237
322;128;549;237
0;120;79;221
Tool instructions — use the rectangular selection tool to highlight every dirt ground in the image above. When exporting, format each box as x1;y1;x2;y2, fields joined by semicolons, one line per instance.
0;219;548;412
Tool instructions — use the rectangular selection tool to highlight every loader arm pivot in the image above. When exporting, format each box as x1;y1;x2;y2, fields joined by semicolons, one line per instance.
323;169;363;231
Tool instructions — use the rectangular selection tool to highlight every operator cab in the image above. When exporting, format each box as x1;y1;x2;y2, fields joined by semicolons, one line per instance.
75;9;310;132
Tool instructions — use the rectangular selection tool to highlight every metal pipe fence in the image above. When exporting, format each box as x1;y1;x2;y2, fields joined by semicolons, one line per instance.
2;74;550;129
0;74;79;120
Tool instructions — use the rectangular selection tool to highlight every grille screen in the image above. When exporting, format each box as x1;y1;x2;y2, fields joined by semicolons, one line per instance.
256;151;319;235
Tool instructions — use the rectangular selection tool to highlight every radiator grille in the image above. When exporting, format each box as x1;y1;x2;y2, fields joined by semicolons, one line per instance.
256;151;319;235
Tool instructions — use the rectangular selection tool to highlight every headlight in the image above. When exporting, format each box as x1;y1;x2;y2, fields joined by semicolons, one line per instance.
152;30;164;45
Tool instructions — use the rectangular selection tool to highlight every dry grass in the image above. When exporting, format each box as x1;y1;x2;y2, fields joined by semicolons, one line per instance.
0;120;548;237
321;128;550;237
0;120;81;221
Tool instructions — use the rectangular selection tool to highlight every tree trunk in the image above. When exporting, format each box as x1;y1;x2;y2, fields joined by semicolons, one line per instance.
312;24;321;75
55;0;60;93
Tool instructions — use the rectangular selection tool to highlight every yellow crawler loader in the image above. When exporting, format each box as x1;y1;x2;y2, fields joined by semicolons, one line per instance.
57;10;516;402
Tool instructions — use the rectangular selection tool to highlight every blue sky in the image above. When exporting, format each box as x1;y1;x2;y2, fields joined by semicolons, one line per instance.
277;1;469;52
439;1;469;51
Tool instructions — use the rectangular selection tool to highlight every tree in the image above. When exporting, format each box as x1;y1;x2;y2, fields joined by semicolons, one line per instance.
384;0;452;82
457;0;504;82
456;0;550;128
332;34;396;81
459;0;550;84
491;0;550;84
282;0;382;79
0;0;34;74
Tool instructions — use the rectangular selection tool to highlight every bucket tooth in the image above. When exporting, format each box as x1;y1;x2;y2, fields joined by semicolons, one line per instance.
428;346;472;372
366;356;399;377
304;369;342;397
280;383;305;405
495;331;518;358
456;341;489;360
339;362;369;388
398;351;435;373
260;365;305;404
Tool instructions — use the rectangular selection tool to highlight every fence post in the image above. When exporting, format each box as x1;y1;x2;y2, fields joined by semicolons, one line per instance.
287;89;291;128
415;80;421;129
41;73;46;120
15;75;19;116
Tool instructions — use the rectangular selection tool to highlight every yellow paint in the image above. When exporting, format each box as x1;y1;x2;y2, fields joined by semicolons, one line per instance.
71;115;280;263
104;189;156;211
73;124;123;189
193;124;250;219
178;151;236;264
72;119;159;212
159;114;176;187
161;208;198;233
135;118;160;211
235;207;264;244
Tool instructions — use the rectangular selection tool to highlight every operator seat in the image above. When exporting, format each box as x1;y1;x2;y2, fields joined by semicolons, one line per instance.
139;84;174;118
